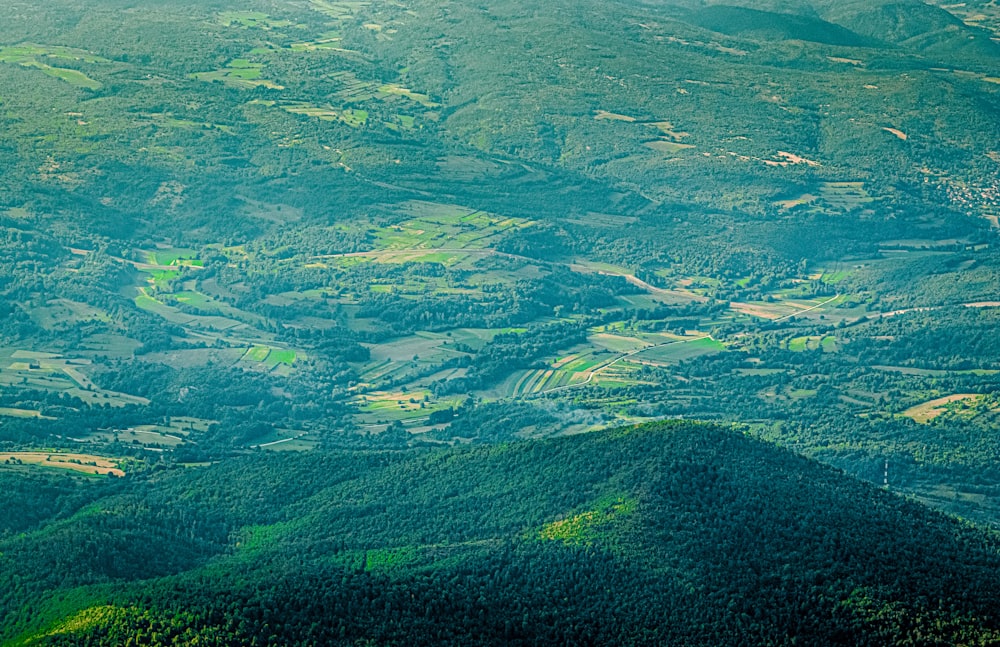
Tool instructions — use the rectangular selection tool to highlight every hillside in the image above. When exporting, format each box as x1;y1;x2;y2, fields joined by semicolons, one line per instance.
1;423;999;645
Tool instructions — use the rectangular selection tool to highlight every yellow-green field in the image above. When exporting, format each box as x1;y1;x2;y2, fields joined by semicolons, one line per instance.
0;452;125;477
902;394;984;423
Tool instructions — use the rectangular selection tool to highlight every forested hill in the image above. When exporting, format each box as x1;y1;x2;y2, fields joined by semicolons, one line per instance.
5;422;1000;646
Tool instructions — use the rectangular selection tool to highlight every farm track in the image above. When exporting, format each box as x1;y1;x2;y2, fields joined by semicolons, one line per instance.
771;294;843;322
252;433;309;448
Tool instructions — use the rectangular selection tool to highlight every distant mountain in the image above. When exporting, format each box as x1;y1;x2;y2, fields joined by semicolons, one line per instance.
688;6;875;47
640;0;1000;60
5;423;1000;645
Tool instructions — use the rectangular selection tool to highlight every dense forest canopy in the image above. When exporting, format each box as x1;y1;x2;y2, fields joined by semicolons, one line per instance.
1;0;1000;642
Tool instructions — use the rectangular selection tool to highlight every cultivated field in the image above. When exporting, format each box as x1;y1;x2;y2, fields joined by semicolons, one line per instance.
0;452;124;477
902;394;984;423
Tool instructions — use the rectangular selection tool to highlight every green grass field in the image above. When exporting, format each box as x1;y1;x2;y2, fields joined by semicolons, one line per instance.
0;44;107;89
21;61;101;89
788;335;837;352
193;62;283;90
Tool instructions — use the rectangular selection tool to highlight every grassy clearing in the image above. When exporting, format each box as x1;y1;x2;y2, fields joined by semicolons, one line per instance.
775;193;818;210
265;349;297;367
0;452;124;477
902;394;983;423
172;291;215;308
20;61;101;89
644;140;695;153
594;110;636;122
192;61;283;90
